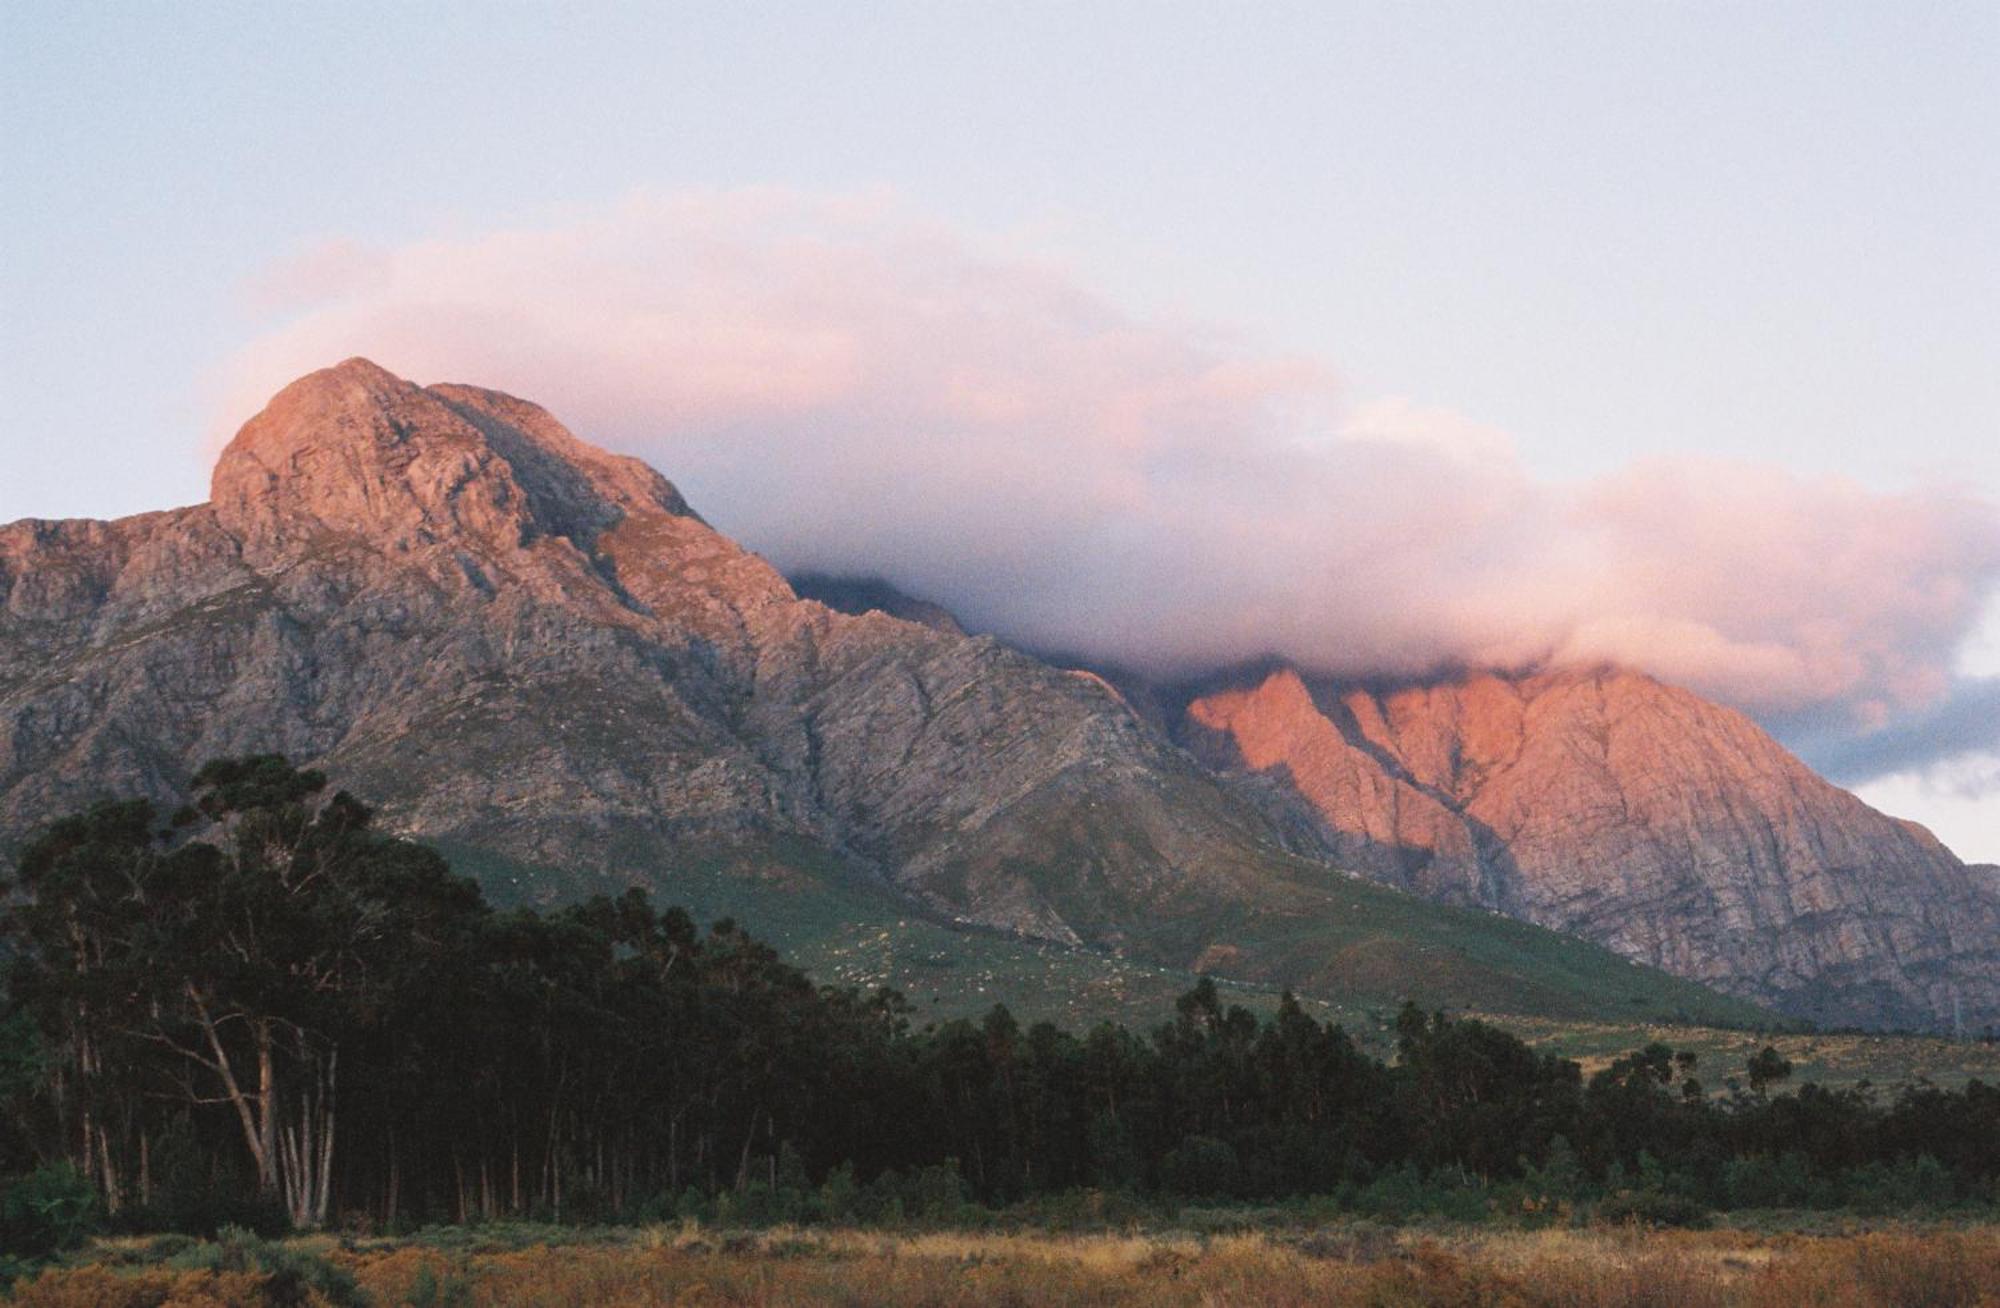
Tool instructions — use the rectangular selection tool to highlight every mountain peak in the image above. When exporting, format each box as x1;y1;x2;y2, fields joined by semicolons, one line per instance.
231;356;419;439
210;360;696;560
1184;657;1996;1028
325;355;404;384
212;359;503;555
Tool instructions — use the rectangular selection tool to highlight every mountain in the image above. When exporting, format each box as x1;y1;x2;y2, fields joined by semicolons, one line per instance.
790;574;967;636
0;358;1763;1030
1183;666;2000;1032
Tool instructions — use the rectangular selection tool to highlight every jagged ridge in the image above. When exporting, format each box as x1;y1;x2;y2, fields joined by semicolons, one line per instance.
1184;666;2000;1030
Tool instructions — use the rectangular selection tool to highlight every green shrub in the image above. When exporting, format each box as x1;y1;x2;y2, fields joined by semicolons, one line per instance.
1845;1154;1957;1213
905;1162;969;1224
406;1259;475;1307
0;1163;100;1259
92;1126;285;1239
166;1224;367;1308
816;1162;859;1223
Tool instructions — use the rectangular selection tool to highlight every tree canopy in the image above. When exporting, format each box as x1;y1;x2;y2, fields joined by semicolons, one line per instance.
4;758;1998;1233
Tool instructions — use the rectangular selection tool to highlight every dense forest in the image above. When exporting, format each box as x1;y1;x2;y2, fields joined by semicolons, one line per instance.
4;758;1999;1250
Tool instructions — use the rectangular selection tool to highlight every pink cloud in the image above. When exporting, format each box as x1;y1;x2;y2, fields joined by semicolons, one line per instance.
213;188;2000;734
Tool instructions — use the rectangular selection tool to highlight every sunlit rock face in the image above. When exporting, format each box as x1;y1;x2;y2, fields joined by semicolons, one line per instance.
1186;665;2000;1031
0;360;1297;960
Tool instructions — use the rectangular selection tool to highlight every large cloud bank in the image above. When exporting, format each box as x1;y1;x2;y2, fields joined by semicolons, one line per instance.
220;190;2000;763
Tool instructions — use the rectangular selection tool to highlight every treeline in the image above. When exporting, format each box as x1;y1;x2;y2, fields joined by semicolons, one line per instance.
4;757;1999;1241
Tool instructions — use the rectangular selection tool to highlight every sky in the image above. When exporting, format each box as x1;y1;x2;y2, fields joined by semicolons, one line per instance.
2;3;1995;858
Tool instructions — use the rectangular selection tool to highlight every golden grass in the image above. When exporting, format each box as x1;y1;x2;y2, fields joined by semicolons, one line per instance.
9;1266;282;1307
17;1223;2000;1307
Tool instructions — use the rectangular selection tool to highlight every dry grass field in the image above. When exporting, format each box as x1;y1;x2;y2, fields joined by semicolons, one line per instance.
12;1220;2000;1307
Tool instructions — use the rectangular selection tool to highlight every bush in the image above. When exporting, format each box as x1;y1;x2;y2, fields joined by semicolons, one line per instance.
1723;1152;1807;1209
849;1163;971;1227
816;1161;860;1223
911;1163;969;1223
0;1254;37;1292
1159;1135;1242;1198
406;1259;476;1308
166;1224;367;1308
119;1180;294;1239
0;1163;100;1259
1844;1154;1957;1213
1596;1187;1712;1229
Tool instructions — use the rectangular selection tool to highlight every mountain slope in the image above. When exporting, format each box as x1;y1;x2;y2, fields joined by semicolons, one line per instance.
0;358;1763;1029
790;574;968;636
1185;666;2000;1030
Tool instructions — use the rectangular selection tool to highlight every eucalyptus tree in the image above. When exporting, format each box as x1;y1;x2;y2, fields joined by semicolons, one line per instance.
4;757;486;1227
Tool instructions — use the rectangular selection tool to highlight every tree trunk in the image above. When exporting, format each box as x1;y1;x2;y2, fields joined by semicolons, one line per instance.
96;1123;121;1215
316;1050;336;1227
188;988;270;1194
256;1019;278;1195
385;1130;400;1230
276;1043;337;1228
736;1107;760;1192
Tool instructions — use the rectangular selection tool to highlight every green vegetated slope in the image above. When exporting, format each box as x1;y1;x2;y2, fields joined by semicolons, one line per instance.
1501;1013;2000;1092
433;828;1769;1040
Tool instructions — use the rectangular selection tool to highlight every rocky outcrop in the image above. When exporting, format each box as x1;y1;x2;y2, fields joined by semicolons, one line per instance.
1186;666;2000;1030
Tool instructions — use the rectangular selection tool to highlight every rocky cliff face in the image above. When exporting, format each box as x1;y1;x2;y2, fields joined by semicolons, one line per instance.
1;360;1308;956
1185;667;2000;1030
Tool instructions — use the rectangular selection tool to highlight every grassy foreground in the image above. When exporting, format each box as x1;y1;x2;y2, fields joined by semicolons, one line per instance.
13;1219;2000;1307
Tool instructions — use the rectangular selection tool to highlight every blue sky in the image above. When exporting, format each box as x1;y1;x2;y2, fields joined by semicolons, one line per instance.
2;2;1995;856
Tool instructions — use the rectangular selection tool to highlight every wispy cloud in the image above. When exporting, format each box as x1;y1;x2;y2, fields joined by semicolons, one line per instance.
217;189;2000;775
